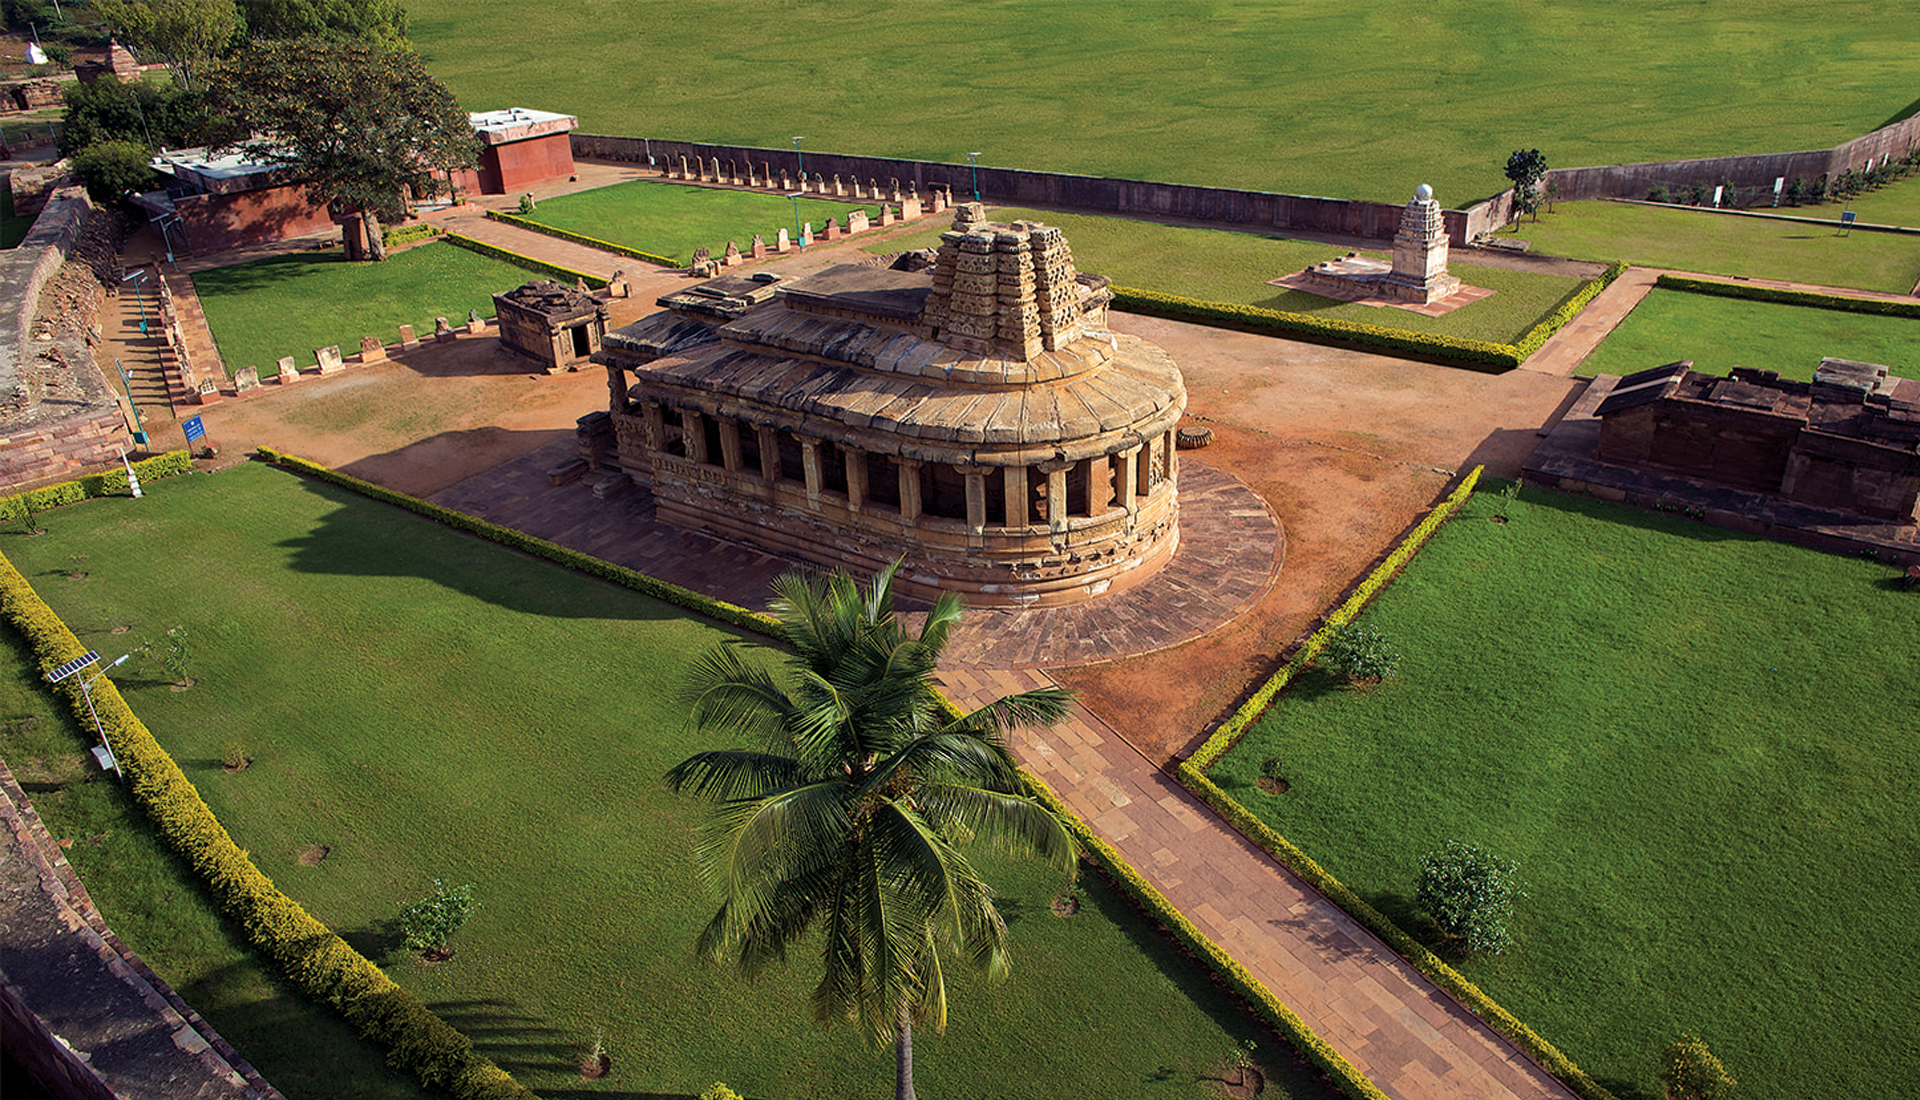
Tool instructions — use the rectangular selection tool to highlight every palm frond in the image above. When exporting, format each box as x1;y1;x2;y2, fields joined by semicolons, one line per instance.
678;643;797;748
914;781;1078;875
948;685;1076;737
663;749;806;801
915;590;966;656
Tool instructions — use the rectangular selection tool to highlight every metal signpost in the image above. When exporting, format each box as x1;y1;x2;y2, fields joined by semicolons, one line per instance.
182;414;206;451
1839;209;1857;237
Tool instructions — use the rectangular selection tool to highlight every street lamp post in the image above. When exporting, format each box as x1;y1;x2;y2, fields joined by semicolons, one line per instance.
791;135;806;192
967;152;983;203
788;192;805;249
791;136;808;241
121;267;149;336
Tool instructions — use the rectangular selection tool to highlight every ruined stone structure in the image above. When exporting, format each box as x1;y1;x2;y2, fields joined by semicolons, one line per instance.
585;204;1188;606
1300;184;1461;305
1595;358;1920;523
493;280;609;372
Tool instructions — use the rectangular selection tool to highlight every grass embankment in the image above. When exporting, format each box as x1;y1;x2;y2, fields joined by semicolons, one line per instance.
192;242;535;379
408;0;1917;204
873;207;1586;345
0;631;427;1100
3;463;1342;1100
1493;200;1920;293
1209;485;1920;1100
1;177;28;249
1580;288;1920;380
516;178;882;264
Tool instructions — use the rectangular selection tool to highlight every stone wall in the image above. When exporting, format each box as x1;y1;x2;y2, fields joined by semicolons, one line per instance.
170;182;338;255
573;134;1493;247
578;108;1918;244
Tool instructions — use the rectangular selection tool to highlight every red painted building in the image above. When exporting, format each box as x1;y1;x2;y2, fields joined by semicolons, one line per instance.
457;108;579;195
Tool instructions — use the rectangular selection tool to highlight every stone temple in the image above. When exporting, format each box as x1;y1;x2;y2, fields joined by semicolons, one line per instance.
1300;184;1462;305
582;203;1188;606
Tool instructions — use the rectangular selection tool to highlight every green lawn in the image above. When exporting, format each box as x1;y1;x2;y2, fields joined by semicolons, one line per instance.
192;242;536;378
0;632;425;1100
1774;171;1920;229
408;0;1919;204
1;177;28;250
1579;289;1920;381
1209;485;1920;1100
873;206;1588;345
519;179;883;263
1;464;1341;1100
1491;200;1920;293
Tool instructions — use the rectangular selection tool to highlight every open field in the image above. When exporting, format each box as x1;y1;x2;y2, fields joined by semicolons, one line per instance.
2;464;1342;1100
874;206;1589;345
1208;485;1920;1100
1578;289;1920;381
1491;201;1920;293
408;0;1920;204
0;629;427;1100
520;179;883;263
192;242;537;378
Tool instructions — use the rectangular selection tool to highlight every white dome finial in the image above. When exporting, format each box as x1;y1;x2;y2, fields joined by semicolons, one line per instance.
1414;183;1433;202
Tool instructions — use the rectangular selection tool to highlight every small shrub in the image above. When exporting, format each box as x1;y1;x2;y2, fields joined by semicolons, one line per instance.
1318;624;1400;684
397;880;479;954
517;192;537;215
220;739;250;770
1661;1033;1736;1100
142;625;192;687
1415;841;1521;955
700;1085;743;1100
1646;185;1669;204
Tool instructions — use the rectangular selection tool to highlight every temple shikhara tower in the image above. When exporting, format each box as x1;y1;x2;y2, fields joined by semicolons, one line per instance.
1384;183;1461;305
583;204;1189;606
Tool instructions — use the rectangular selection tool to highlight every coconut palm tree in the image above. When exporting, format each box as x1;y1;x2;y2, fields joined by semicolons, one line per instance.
665;559;1076;1100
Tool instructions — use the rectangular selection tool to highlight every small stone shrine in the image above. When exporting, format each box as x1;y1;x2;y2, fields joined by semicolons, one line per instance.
492;280;609;372
585;204;1189;606
1298;184;1463;305
1594;357;1920;522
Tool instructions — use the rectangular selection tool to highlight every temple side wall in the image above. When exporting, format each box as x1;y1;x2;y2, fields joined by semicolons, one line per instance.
171;184;337;255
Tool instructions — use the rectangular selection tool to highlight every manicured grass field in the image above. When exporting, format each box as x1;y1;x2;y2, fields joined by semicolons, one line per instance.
1824;172;1920;228
0;630;425;1100
1491;201;1920;293
2;464;1341;1100
1579;289;1920;381
519;179;882;263
1;177;28;250
407;0;1919;204
1209;486;1920;1100
873;206;1588;345
192;242;536;378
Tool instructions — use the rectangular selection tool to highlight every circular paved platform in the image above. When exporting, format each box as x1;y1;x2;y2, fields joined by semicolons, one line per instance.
431;441;1283;670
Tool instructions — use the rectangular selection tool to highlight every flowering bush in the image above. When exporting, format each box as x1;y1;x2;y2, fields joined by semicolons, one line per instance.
1661;1033;1736;1100
1416;841;1522;955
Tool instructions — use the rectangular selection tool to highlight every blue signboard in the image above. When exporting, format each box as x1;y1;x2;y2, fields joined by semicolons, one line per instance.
182;415;205;444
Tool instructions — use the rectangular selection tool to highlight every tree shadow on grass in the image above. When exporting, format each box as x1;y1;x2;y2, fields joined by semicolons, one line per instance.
270;476;694;623
427;996;576;1076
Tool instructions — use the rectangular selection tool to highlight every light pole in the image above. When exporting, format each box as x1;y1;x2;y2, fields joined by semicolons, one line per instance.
788;192;805;249
114;358;147;446
967;152;982;203
121;267;149;336
47;650;131;780
791;135;806;192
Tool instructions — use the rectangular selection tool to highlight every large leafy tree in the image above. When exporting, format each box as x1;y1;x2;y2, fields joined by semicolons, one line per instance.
236;0;408;47
666;561;1077;1100
92;0;242;92
60;76;231;156
208;35;477;259
1504;147;1550;223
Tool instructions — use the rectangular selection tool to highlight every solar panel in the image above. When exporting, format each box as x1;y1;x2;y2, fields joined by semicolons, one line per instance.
46;651;101;683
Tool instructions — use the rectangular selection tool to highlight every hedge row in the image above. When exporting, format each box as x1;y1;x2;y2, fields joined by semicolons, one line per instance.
0;450;194;524
268;447;1398;1100
484;210;679;268
1653;274;1920;319
383;223;444;248
0;554;533;1100
1186;466;1483;771
1111;261;1627;372
1175;467;1622;1100
441;232;609;290
255;449;780;637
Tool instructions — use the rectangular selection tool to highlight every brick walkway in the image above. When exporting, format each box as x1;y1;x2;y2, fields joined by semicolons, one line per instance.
939;670;1579;1100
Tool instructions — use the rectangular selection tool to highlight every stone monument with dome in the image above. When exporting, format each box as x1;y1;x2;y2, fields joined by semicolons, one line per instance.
1295;184;1466;306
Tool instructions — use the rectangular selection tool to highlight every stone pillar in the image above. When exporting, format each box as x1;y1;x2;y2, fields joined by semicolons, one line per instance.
717;416;743;472
683;410;708;465
801;439;822;507
1046;467;1068;532
898;459;923;522
1137;437;1157;495
1081;455;1110;515
1164;429;1179;482
1115;446;1139;513
964;470;986;537
843;445;867;514
1002;466;1027;529
642;401;665;453
757;425;780;483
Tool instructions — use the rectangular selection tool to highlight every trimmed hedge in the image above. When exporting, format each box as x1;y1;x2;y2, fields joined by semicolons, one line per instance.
441;232;609;290
261;448;1398;1100
1111;261;1627;372
255;449;780;637
1177;466;1621;1100
484;210;679;268
0;451;194;524
0;554;534;1100
1653;274;1920;319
